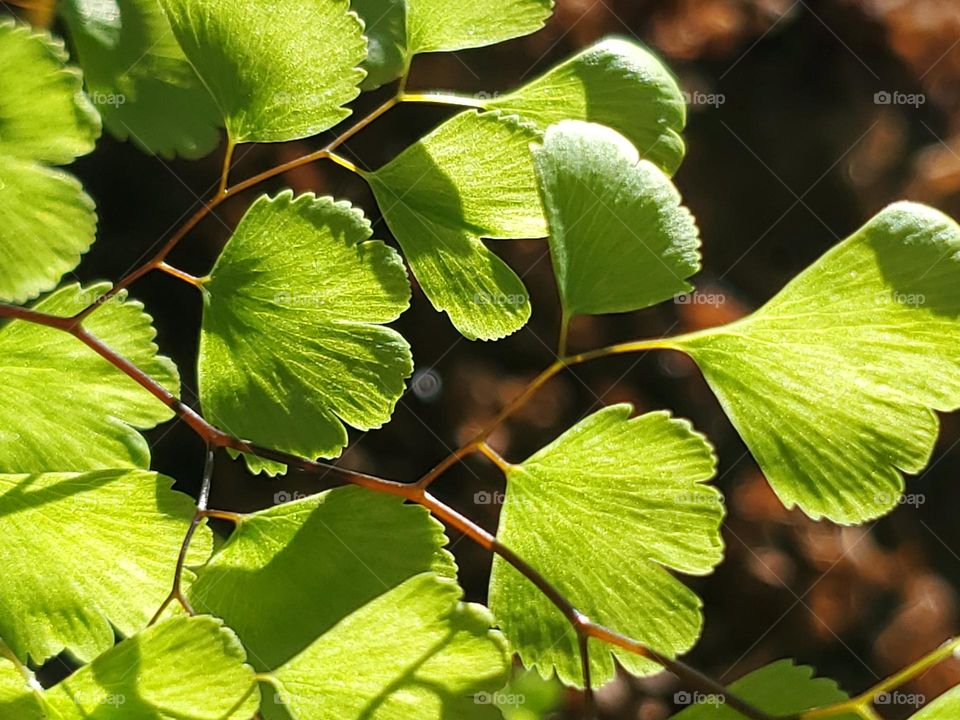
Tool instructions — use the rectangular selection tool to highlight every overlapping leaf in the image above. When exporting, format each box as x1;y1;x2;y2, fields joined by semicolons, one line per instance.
157;0;366;143
0;659;44;720
670;660;857;719
198;192;412;475
910;686;960;719
0;283;180;473
0;20;100;303
489;404;723;686
487;38;687;174
42;616;259;719
533;120;700;319
0;470;210;664
366;110;546;340
61;0;222;159
673;202;960;523
352;0;553;89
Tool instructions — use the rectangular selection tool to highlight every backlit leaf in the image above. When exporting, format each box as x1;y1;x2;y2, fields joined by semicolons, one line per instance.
910;686;960;719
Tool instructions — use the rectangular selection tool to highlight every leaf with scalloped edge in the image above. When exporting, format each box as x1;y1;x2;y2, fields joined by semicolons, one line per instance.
0;282;180;473
0;470;211;664
673;202;960;524
268;573;509;720
156;0;365;143
487;37;686;175
670;660;856;719
43;616;259;719
533;120;700;320
61;0;222;159
352;0;408;90
0;20;100;304
490;404;723;687
198;192;411;476
366;110;546;340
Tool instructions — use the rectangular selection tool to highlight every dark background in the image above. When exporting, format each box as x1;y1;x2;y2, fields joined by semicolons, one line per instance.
19;0;960;717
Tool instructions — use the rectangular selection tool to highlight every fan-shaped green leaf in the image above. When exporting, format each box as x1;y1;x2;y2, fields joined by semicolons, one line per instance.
910;686;960;719
487;38;686;175
0;470;211;664
533;121;700;319
0;283;180;473
670;660;855;719
673;202;960;523
61;0;222;159
489;404;723;687
269;573;509;720
190;486;454;671
198;192;412;476
156;0;366;143
366;111;546;340
43;616;259;719
352;0;553;90
0;20;100;304
0;660;44;720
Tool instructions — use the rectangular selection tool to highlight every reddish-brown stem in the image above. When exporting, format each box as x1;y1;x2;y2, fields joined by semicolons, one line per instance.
0;301;773;720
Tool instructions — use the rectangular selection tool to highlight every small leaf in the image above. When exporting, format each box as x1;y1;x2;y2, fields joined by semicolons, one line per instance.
60;0;222;159
352;0;408;90
198;192;412;475
367;111;546;340
489;404;723;687
0;659;45;720
156;0;366;143
488;38;687;175
0;20;100;303
0;283;180;473
533;120;700;318
910;686;960;719
669;660;855;719
269;573;510;720
0;470;211;664
673;202;960;523
42;616;259;719
190;486;455;671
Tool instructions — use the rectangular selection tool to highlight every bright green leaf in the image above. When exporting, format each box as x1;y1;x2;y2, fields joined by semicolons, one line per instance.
910;686;960;719
488;38;687;175
0;470;211;664
367;110;545;340
61;0;222;159
489;404;723;687
157;0;366;143
0;283;180;473
43;616;259;719
198;192;412;476
352;0;408;90
0;20;100;304
533;120;700;319
190;486;455;671
670;660;856;719
269;573;510;720
0;660;44;720
674;202;960;523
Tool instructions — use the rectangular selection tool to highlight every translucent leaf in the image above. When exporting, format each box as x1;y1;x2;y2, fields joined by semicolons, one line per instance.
910;686;960;719
269;573;510;720
0;660;44;720
0;20;100;304
42;616;259;719
61;0;222;159
673;202;960;523
190;486;455;671
669;660;855;719
0;283;181;473
488;38;687;175
367;111;546;340
352;0;553;90
198;192;412;476
533;121;700;318
489;404;723;687
156;0;366;143
0;470;211;664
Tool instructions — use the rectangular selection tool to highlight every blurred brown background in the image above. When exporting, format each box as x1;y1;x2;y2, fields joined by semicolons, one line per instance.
18;0;960;717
